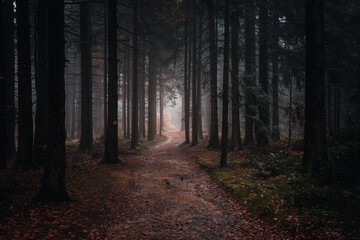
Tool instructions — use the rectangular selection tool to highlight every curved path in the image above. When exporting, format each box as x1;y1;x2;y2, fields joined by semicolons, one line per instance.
105;132;280;239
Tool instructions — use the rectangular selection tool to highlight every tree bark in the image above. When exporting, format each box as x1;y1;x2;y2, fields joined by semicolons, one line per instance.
191;0;198;146
4;0;16;160
36;0;69;201
0;0;6;168
148;41;157;141
79;2;93;151
184;17;190;143
34;0;48;164
303;0;327;177
15;0;34;169
159;75;163;136
197;8;203;140
207;0;218;148
220;0;230;168
103;0;108;137
257;0;270;146
123;52;127;138
230;2;242;150
131;0;138;149
271;11;280;140
139;37;146;138
243;0;256;145
104;0;119;163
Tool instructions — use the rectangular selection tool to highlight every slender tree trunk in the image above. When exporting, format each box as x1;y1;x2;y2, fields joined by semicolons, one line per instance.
191;0;198;146
34;0;48;164
126;48;131;139
244;0;256;145
271;11;280;140
288;77;293;148
0;0;6;168
197;8;203;140
159;76;163;136
104;0;119;163
79;3;93;150
103;0;108;136
139;38;146;138
230;2;242;150
15;0;34;169
4;0;16;160
208;0;218;148
36;0;69;201
131;0;138;149
184;18;190;143
123;52;127;138
257;0;270;146
220;0;230;168
181;93;185;131
303;0;327;177
148;41;157;141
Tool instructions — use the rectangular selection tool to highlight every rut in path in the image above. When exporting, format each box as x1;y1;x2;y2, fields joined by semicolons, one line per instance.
104;131;282;240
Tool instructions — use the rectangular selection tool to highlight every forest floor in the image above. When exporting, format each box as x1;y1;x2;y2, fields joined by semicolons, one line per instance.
0;131;357;239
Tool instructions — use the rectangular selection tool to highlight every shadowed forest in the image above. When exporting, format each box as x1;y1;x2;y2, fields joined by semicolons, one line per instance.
1;0;360;239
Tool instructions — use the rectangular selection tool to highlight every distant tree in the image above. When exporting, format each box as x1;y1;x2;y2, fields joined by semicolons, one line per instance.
230;1;242;150
303;0;327;177
220;0;230;168
36;0;69;201
197;7;204;140
79;2;93;151
243;0;256;145
257;0;270;146
15;0;34;169
104;0;119;163
207;0;219;149
34;0;48;164
148;40;157;141
131;0;139;149
139;36;146;138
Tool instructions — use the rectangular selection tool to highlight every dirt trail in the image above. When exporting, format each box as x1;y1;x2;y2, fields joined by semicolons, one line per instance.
105;132;280;239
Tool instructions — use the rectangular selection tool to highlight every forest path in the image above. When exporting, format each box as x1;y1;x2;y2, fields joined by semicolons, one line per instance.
105;131;276;239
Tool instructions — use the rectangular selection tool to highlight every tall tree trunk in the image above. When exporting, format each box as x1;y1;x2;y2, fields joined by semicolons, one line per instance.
207;0;218;148
197;8;203;140
191;0;198;146
4;0;16;160
15;0;34;169
243;0;256;145
220;0;230;167
104;0;119;163
159;75;163;136
34;0;48;164
126;48;131;139
271;10;280;140
103;0;108;136
131;0;138;149
123;51;127;138
184;18;190;143
303;0;327;177
79;3;93;150
0;0;6;168
257;0;270;146
148;42;157;141
230;2;242;150
139;38;146;138
36;0;69;201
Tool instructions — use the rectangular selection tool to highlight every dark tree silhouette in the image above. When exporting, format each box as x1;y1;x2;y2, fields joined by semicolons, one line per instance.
191;0;198;146
0;0;5;169
36;0;69;201
207;0;219;149
303;0;327;177
34;0;48;164
131;0;139;149
104;0;119;163
79;2;93;151
243;0;256;145
220;0;230;168
15;0;34;169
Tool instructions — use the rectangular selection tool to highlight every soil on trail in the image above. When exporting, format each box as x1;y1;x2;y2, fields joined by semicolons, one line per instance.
104;132;283;239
